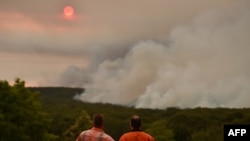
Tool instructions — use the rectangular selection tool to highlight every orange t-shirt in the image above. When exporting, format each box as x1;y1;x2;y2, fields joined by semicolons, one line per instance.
119;131;155;141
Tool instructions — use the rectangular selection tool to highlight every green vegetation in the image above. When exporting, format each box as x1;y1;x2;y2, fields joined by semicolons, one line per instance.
1;79;250;141
0;79;55;141
63;110;92;141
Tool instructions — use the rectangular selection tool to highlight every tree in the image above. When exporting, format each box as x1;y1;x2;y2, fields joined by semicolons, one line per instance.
167;113;192;141
0;79;54;141
145;119;174;141
63;110;92;141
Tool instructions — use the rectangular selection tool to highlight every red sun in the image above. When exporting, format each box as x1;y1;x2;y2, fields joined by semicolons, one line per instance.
64;6;74;17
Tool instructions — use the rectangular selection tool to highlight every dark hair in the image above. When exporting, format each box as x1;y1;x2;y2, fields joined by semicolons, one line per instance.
93;114;104;128
130;115;141;130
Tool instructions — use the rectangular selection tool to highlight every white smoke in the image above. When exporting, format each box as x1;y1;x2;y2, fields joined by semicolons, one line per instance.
74;4;250;109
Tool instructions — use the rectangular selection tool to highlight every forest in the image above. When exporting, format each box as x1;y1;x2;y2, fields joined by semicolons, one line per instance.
1;79;250;141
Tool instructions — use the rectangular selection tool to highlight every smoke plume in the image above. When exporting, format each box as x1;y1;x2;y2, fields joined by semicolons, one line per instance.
74;4;250;109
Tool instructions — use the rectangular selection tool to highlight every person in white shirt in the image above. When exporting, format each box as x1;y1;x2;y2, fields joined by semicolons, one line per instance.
76;113;114;141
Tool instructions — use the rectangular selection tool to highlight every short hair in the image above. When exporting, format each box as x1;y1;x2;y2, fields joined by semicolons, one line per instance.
130;115;141;130
93;114;104;128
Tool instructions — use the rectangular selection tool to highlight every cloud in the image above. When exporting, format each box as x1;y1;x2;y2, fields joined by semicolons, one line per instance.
75;2;250;109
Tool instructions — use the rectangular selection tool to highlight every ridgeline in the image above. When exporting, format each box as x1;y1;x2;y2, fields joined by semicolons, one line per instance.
29;87;250;141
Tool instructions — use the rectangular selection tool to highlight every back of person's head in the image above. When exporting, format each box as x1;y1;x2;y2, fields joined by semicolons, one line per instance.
93;114;104;128
130;115;141;130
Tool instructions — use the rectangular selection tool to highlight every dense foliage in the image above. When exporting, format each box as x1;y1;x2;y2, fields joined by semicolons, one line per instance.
1;79;249;141
63;110;92;141
0;79;54;141
29;87;250;141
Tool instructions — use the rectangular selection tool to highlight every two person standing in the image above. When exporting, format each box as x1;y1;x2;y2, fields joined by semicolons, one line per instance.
75;114;154;141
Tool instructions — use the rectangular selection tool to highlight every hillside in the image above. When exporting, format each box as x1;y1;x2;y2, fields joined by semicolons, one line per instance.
29;87;250;141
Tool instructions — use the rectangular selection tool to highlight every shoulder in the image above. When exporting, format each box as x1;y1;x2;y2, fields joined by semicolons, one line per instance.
102;133;115;141
120;132;132;137
77;130;91;138
119;132;154;141
142;132;154;141
119;132;131;140
80;130;91;135
119;132;137;141
76;130;87;141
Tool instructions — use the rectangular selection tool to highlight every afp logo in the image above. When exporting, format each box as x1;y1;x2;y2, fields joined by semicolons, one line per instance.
224;124;250;141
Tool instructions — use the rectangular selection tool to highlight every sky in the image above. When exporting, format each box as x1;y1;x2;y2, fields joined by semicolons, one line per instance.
1;0;250;109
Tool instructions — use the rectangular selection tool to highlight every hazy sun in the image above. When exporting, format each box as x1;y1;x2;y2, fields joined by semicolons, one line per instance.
64;6;74;17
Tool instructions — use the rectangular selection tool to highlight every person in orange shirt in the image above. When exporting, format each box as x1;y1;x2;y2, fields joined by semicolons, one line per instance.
119;115;155;141
76;113;114;141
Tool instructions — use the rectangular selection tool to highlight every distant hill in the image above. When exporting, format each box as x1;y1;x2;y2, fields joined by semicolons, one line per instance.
28;87;250;141
29;87;84;101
